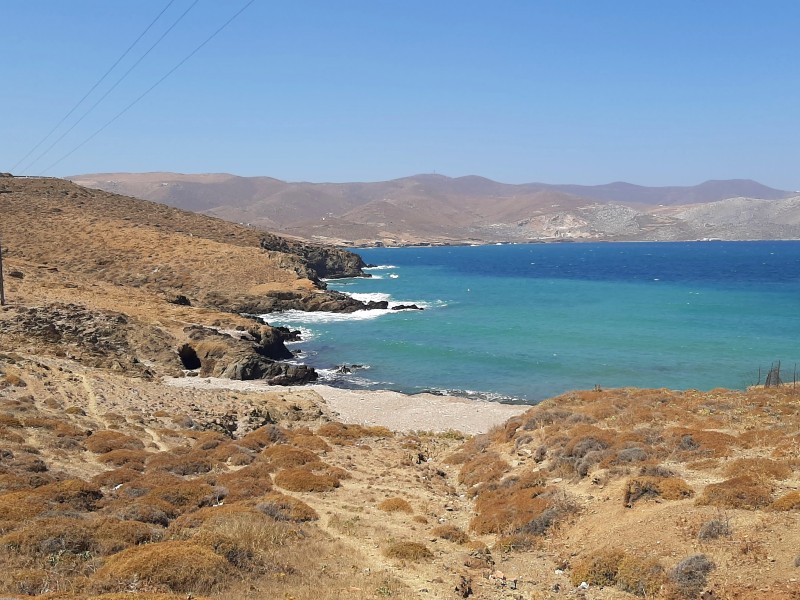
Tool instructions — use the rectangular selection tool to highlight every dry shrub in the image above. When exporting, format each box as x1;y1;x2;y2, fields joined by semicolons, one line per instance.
458;451;509;488
317;421;393;442
93;541;232;593
256;492;318;522
85;430;145;454
0;412;23;428
616;554;666;597
147;448;214;475
624;477;693;507
771;490;800;511
145;479;220;510
169;504;260;533
212;462;273;503
1;517;97;556
37;478;103;510
116;497;179;526
287;428;331;452
274;467;340;492
563;425;615;457
494;532;540;552
0;490;49;522
93;517;163;554
0;427;24;443
697;517;732;540
192;510;295;571
724;457;791;481
209;441;254;465
570;548;626;587
431;524;470;544
378;497;413;513
92;466;142;487
190;430;229;450
2;567;50;596
238;425;286;450
98;448;149;468
696;476;773;509
665;554;715;599
259;445;320;469
470;485;549;535
668;428;738;458
383;541;433;561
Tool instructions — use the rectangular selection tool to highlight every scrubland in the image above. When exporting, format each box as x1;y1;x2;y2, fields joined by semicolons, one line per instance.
1;177;799;599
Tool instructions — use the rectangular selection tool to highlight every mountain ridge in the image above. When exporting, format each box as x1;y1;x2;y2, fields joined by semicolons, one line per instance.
68;172;797;246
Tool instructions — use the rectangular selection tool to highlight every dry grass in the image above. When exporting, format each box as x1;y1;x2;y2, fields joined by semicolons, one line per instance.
696;475;773;509
431;524;470;544
259;444;320;469
256;492;319;522
85;430;145;453
274;467;340;492
624;476;694;507
317;422;393;442
377;497;413;513
771;490;800;511
457;451;510;488
92;540;232;593
723;457;791;481
383;541;433;561
570;548;626;587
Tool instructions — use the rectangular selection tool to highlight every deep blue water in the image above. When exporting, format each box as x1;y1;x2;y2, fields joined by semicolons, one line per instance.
262;241;800;404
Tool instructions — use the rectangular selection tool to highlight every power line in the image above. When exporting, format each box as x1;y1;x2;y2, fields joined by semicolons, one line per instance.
21;0;202;175
11;0;177;173
40;0;257;176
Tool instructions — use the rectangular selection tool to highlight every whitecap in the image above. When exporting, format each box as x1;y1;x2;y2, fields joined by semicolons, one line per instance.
259;308;390;325
349;292;392;304
364;265;398;270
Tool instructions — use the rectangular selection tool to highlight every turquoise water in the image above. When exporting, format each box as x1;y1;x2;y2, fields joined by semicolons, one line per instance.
262;241;800;404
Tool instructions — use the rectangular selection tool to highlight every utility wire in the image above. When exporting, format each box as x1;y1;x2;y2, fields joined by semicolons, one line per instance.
40;0;257;176
11;0;177;173
22;0;201;175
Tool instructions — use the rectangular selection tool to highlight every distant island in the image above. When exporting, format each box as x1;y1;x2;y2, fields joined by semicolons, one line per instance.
69;172;800;246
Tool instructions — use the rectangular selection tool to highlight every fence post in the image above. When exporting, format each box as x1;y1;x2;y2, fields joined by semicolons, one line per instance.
0;235;5;306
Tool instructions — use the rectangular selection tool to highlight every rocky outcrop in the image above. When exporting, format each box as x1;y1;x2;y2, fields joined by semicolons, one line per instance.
182;325;317;385
231;290;387;315
0;304;316;386
1;303;172;379
260;233;369;283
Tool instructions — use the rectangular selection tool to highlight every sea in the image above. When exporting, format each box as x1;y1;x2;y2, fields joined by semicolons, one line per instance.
261;241;800;405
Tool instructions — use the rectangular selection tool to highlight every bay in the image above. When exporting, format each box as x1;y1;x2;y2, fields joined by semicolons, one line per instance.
262;241;800;404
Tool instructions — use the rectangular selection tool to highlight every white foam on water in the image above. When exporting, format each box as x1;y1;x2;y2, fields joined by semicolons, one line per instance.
349;292;392;304
364;265;398;270
260;309;390;325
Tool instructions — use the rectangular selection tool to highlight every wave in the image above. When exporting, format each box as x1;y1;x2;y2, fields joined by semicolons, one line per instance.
364;265;398;270
260;308;391;325
349;292;392;304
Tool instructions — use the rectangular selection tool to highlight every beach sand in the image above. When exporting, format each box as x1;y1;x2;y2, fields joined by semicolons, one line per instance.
165;377;530;435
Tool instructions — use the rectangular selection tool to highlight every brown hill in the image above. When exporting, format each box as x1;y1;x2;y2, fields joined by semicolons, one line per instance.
69;172;796;245
1;176;799;599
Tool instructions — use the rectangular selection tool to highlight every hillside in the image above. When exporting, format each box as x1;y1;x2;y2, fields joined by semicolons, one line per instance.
69;172;798;246
1;177;799;599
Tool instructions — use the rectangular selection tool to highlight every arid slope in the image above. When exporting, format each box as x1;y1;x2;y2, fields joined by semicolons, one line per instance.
0;177;798;599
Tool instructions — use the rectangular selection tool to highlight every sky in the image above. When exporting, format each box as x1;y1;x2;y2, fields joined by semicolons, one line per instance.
2;1;799;190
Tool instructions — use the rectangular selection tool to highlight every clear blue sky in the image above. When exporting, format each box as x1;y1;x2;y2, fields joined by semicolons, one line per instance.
3;1;799;190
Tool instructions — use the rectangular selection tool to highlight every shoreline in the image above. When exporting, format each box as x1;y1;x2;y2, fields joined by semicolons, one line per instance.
164;377;529;435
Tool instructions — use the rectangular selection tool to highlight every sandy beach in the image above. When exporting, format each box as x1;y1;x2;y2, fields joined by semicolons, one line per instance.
165;377;530;435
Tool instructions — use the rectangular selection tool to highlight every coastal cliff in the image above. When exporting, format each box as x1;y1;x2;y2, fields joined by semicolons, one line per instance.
0;177;375;384
260;232;369;282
